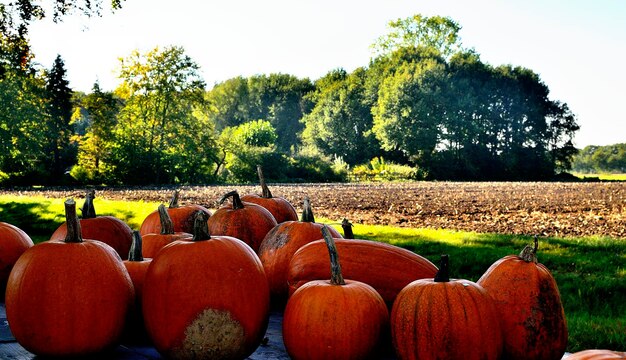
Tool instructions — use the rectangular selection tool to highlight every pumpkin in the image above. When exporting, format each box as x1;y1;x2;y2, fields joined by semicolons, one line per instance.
139;189;211;236
565;350;626;359
391;254;502;360
477;236;568;360
123;231;152;341
258;197;342;305
282;225;389;360
208;190;277;252
5;199;134;357
50;190;133;260
287;237;438;308
142;204;192;258
240;165;298;223
142;211;270;359
0;222;34;298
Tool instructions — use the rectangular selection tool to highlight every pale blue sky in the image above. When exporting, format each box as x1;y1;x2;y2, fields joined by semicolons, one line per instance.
28;0;626;147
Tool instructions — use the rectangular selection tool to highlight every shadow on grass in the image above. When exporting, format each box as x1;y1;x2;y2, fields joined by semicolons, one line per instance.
0;201;64;241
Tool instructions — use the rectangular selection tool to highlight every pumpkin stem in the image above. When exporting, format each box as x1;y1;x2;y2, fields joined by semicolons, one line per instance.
128;231;144;261
220;190;245;210
434;254;450;283
158;204;175;235
301;197;315;223
341;218;354;239
321;225;345;286
168;190;180;208
192;211;211;242
64;198;83;243
519;235;539;263
80;189;96;219
257;165;273;199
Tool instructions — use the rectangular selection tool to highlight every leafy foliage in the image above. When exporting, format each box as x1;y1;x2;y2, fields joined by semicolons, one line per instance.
572;144;626;174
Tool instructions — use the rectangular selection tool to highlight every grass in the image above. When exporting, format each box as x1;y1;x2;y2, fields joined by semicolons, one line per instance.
572;172;626;181
1;195;625;352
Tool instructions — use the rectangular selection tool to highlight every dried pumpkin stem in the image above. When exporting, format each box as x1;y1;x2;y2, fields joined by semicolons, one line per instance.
80;189;96;219
220;190;245;210
64;199;83;243
257;165;273;199
192;211;211;242
168;190;180;208
301;197;315;223
519;235;539;263
128;231;144;261
434;254;450;283
321;225;345;286
341;218;354;239
158;204;175;235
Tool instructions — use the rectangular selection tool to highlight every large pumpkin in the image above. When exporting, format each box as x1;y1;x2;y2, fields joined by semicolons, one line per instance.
139;190;211;236
258;197;342;305
288;237;437;308
142;204;192;258
240;165;298;223
0;222;34;298
477;237;568;360
565;350;626;359
5;199;134;357
282;226;389;360
391;254;502;360
142;211;270;359
208;190;277;252
50;190;133;260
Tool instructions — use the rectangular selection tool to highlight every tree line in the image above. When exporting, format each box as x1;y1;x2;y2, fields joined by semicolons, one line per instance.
572;144;626;174
1;9;580;185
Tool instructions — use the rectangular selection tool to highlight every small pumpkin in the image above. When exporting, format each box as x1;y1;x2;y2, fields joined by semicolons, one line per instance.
139;189;211;236
477;236;568;360
50;190;133;260
0;222;34;298
208;190;277;252
282;225;389;360
142;211;270;359
258;197;342;305
241;165;298;223
6;199;134;357
391;254;502;360
123;231;152;341
565;350;626;359
142;204;192;258
288;237;437;308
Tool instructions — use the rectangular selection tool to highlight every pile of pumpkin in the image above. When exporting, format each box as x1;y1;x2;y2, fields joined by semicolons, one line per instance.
0;171;624;359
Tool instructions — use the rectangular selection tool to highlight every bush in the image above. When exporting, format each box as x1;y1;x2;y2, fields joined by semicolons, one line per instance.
349;157;423;181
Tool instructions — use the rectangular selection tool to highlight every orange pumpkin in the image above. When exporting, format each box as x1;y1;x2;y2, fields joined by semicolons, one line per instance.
6;199;134;357
142;211;270;359
241;165;298;223
142;204;192;258
282;226;389;360
566;350;626;359
0;222;33;298
391;254;502;360
288;237;437;308
50;190;133;260
208;190;277;252
258;197;342;304
123;231;152;341
477;237;568;360
139;190;211;236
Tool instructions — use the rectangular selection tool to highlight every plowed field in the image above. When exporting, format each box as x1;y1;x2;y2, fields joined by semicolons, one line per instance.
4;182;626;238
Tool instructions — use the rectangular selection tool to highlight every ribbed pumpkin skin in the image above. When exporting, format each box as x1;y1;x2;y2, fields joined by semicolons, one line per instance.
142;237;270;359
477;255;568;360
283;279;389;360
566;350;626;359
287;238;438;307
0;222;34;297
259;222;342;303
50;216;133;260
240;194;298;223
141;232;192;258
139;205;211;236
207;202;277;252
391;279;502;360
6;240;134;357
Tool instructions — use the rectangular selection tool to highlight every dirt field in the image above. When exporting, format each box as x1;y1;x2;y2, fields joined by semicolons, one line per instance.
3;182;626;238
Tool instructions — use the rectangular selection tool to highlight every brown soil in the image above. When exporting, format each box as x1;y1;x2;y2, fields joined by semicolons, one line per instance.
4;182;626;238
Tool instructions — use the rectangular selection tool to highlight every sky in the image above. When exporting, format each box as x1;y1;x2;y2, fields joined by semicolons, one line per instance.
26;0;626;148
